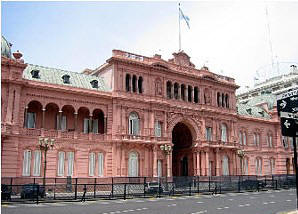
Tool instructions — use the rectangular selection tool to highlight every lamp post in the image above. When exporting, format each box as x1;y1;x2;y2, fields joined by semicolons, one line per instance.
237;149;245;176
160;144;172;192
39;137;55;187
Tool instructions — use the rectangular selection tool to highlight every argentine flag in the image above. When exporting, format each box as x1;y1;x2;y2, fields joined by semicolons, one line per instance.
179;8;190;29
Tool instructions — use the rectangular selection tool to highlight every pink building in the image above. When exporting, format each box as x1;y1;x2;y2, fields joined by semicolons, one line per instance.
1;36;294;179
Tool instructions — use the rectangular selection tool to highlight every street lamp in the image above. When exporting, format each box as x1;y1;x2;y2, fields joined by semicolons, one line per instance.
160;145;172;177
39;137;55;187
237;149;245;176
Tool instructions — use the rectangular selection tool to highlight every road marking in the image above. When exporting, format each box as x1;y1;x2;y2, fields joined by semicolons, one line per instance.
136;208;143;211
166;198;174;201
168;204;177;207
196;201;204;204
135;200;144;203
100;202;110;205
142;208;148;210
244;204;250;206
263;202;268;205
2;205;18;208
228;198;234;201
114;211;121;214
122;211;129;213
286;199;292;202
224;206;229;209
128;210;134;212
289;193;294;196
269;201;276;204
217;207;223;210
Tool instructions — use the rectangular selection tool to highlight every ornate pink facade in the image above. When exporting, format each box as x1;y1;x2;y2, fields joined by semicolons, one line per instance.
1;36;294;179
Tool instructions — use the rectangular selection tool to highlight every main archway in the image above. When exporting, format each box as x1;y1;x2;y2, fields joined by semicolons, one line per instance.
172;122;194;176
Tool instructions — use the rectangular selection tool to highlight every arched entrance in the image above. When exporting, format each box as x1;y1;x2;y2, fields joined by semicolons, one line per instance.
172;122;194;176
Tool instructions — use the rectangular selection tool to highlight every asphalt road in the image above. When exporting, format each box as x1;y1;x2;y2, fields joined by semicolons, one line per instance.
1;189;296;214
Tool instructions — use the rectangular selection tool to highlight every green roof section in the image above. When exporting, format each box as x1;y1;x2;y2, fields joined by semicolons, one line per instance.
245;94;277;110
237;103;271;119
23;64;111;92
1;35;12;58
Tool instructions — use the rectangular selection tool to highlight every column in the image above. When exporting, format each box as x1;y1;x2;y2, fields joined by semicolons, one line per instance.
104;116;107;133
153;146;157;177
42;108;46;129
201;151;206;176
74;112;78;132
171;84;174;99
196;152;200;176
167;153;171;177
216;149;220;176
58;110;62;130
191;88;194;103
205;151;209;176
23;106;28;128
193;152;197;175
121;148;126;176
89;114;93;133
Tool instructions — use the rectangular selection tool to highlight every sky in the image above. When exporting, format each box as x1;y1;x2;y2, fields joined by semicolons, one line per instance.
2;1;298;93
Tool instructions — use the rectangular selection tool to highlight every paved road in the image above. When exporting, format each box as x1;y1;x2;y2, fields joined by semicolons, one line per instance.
1;189;296;214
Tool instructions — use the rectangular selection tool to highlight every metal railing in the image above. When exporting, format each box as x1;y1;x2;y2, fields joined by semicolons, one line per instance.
1;174;295;204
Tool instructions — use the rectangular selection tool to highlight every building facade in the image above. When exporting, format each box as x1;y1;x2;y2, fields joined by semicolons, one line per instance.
1;36;294;179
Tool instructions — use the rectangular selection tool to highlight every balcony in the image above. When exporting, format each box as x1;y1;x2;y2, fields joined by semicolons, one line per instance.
201;140;238;148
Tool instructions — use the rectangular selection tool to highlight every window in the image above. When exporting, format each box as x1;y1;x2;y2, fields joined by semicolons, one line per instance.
67;152;74;176
129;112;139;135
267;134;273;147
155;121;162;137
89;153;95;176
33;150;41;176
93;119;98;133
125;74;131;92
26;112;36;128
255;157;262;176
83;118;89;133
222;93;225;107
62;75;70;84
157;160;162;177
89;152;104;177
194;87;199;103
98;153;104;177
57;115;67;131
222;155;229;175
217;92;221;107
283;136;288;148
128;152;139;177
188;86;192;102
174;83;179;99
243;132;247;145
31;69;40;79
90;80;99;89
243;158;248;175
166;81;172;99
181;84;185;101
221;124;227;142
225;94;229;108
132;75;137;92
269;158;275;175
254;133;260;146
239;131;243;145
57;151;65;176
205;127;212;141
138;77;143;94
23;150;31;176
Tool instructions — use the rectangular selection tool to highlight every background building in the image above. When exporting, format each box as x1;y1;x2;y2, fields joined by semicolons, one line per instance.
1;36;294;179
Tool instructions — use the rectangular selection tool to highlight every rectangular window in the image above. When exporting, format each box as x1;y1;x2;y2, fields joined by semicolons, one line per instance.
239;131;242;145
93;119;99;133
26;112;36;128
257;134;260;146
157;160;162;177
89;153;95;176
61;115;67;131
57;151;65;176
83;118;89;133
23;150;31;176
155;121;162;137
67;152;74;176
243;132;246;145
253;134;256;145
221;125;227;142
98;153;104;177
206;127;212;141
33;150;41;176
269;135;272;147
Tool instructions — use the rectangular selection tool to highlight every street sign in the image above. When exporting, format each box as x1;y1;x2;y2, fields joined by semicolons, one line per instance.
280;112;298;137
277;88;298;114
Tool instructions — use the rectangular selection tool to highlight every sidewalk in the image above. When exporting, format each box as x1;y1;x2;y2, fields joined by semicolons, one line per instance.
277;210;298;214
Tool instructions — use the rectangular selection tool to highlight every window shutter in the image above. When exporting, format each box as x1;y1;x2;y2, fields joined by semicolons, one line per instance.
23;150;31;176
61;116;67;131
83;118;89;133
57;151;65;176
93;119;98;133
33;150;41;176
67;152;74;176
98;153;104;177
89;153;95;176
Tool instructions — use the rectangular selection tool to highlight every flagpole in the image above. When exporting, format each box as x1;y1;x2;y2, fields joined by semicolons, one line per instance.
178;3;181;51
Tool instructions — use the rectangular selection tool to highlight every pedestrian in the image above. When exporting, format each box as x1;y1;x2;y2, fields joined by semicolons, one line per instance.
81;185;87;202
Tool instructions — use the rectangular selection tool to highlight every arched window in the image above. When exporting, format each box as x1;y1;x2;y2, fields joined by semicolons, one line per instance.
225;94;229;108
253;132;260;147
217;92;221;107
221;124;227;142
269;158;275;175
174;83;179;99
255;157;262;176
138;76;143;94
243;157;249;175
125;74;131;92
222;93;225;107
132;75;137;92
129;112;139;135
128;152;139;177
267;133;273;147
194;87;199;103
166;81;172;99
181;84;186;101
243;132;247;145
239;131;243;145
188;85;193;102
222;155;229;175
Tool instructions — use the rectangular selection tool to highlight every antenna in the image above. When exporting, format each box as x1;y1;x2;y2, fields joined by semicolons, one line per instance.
265;4;275;73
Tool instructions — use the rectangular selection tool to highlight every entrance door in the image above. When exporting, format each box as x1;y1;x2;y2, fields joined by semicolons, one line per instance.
181;157;188;176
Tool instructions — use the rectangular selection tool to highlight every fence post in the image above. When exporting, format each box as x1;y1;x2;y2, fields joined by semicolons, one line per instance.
74;178;78;200
238;176;241;193
219;177;222;194
124;183;127;200
111;177;114;198
94;178;96;198
54;178;56;200
197;176;200;194
36;184;39;205
143;177;146;198
208;176;211;192
189;182;192;196
158;177;161;198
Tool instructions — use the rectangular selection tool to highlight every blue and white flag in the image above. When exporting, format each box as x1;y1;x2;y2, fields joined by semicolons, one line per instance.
179;8;190;29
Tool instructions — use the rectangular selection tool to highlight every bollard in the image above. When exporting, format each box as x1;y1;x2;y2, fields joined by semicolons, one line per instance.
111;177;114;198
124;183;127;200
158;179;161;198
197;176;200;194
74;178;78;200
143;177;146;198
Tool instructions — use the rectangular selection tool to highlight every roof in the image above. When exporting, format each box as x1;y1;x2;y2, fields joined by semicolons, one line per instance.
1;36;12;58
23;64;111;92
237;103;271;119
245;94;277;110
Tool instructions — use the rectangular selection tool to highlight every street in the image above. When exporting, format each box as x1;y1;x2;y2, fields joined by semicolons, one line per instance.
1;189;296;214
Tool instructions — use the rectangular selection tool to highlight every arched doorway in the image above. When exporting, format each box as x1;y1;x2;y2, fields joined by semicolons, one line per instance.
172;122;194;176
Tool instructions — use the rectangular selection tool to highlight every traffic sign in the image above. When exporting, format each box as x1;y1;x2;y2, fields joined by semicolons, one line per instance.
280;112;298;137
277;88;298;114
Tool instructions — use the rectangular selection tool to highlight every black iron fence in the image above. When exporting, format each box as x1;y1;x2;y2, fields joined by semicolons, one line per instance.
1;174;295;203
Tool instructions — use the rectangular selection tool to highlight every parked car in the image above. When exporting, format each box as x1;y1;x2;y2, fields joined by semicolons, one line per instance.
21;184;45;199
145;182;163;194
1;184;12;201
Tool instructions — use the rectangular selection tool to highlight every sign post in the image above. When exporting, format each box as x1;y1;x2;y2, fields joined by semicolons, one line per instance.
277;88;298;210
